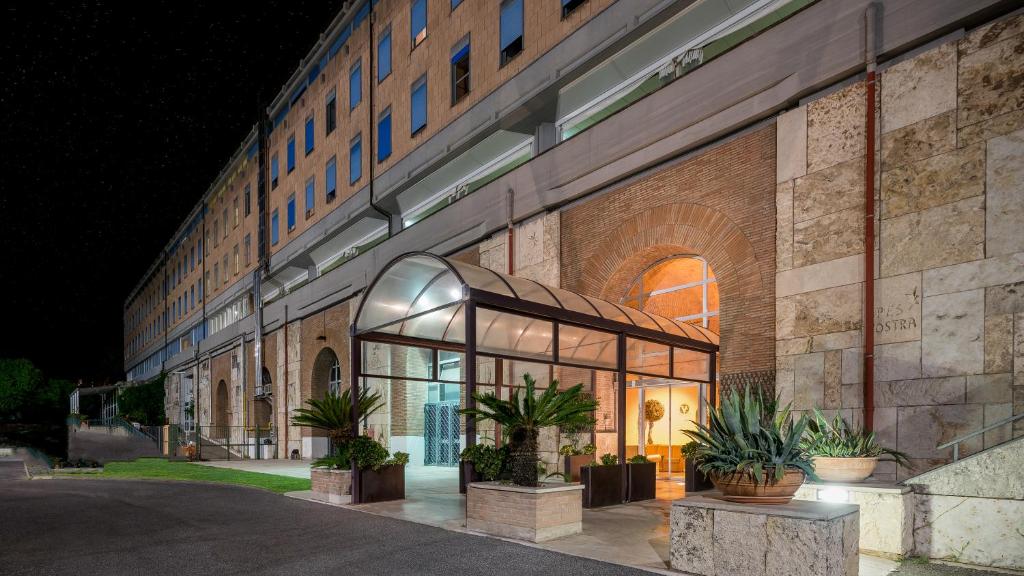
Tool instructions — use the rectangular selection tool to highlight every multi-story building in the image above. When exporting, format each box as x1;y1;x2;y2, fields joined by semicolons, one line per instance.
124;0;1023;484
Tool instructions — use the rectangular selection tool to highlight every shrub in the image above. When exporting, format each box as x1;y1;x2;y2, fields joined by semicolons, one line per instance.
460;443;508;481
627;454;649;464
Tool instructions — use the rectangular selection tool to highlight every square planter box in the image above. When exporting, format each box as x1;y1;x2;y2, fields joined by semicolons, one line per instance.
684;458;714;492
581;464;624;508
626;462;657;502
563;454;596;482
310;467;352;505
467;481;584;542
355;464;405;503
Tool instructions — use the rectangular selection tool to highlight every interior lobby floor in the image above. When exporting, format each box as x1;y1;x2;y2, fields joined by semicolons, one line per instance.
207;461;898;575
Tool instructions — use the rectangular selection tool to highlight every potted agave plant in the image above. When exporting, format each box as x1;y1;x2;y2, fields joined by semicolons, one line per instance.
684;386;816;504
802;409;908;483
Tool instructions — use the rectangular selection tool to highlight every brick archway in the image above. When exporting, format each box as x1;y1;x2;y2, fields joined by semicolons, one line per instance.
578;203;772;377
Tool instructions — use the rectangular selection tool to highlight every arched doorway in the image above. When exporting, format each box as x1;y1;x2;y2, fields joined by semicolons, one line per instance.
309;347;341;458
213;379;230;439
619;255;720;479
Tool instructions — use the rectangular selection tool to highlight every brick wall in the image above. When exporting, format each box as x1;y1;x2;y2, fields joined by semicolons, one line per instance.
561;125;778;378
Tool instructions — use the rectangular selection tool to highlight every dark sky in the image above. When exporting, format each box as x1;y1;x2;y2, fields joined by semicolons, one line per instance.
0;1;343;381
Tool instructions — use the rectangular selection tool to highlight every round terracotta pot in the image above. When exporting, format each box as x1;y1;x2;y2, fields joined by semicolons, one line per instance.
811;456;878;483
710;468;805;503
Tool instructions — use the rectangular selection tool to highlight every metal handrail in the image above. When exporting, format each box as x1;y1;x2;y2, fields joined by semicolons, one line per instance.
937;412;1024;461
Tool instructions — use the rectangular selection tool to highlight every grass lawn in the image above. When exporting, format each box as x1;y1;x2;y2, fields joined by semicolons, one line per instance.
100;458;311;493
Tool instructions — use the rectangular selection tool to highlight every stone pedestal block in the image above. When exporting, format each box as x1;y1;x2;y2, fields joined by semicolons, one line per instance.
467;482;584;542
795;482;913;560
670;495;859;576
310;467;351;505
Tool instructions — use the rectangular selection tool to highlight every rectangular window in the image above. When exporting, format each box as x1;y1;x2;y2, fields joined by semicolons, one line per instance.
561;0;586;18
378;27;392;81
232;197;239;228
349;61;362;110
213;220;220;247
233;244;239;274
326;157;337;202
377;109;392;161
411;75;427;134
287;194;296;230
349;134;362;184
199;239;203;261
305;177;315;217
286;136;296;173
452;0;463;9
271;154;279;189
222;256;228;284
201;274;206;300
222;209;228;238
190;247;195;271
214;264;219;288
271;210;280;245
499;0;524;66
451;37;470;105
325;91;337;135
304;116;314;155
244;234;251;266
244;185;251;216
411;0;427;47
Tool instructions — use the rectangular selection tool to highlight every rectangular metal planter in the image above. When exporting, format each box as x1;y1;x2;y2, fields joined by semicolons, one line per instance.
459;461;482;494
356;464;405;503
581;464;623;508
563;454;596;482
626;462;657;502
684;458;713;492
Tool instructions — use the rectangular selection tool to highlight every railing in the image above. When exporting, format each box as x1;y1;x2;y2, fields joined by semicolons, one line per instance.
937;412;1024;461
195;425;277;460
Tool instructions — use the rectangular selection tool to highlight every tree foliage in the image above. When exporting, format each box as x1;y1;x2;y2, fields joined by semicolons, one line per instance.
0;358;74;422
118;374;166;425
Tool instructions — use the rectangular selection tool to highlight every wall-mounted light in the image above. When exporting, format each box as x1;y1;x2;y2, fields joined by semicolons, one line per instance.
816;487;850;503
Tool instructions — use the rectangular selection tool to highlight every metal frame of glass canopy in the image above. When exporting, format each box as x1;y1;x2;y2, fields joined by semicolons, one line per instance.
349;252;719;500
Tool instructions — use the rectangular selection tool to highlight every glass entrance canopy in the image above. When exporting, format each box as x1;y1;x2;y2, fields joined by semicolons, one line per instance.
353;252;718;376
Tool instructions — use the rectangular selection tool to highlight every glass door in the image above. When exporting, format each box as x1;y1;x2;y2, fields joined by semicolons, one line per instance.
628;379;704;479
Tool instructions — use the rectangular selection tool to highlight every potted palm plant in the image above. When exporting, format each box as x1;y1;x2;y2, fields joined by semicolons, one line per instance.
684;386;816;504
802;409;908;483
291;388;384;504
460;373;598;542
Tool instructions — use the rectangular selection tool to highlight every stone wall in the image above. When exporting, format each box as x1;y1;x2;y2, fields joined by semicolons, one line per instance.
775;14;1024;480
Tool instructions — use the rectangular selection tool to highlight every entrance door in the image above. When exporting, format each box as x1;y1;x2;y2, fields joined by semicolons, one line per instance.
424;400;460;466
627;379;704;479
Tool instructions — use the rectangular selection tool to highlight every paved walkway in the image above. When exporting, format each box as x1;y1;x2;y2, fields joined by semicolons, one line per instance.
0;462;649;576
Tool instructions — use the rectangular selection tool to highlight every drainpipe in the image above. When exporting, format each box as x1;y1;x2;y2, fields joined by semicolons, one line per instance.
863;4;878;432
283;304;290;456
367;5;393;236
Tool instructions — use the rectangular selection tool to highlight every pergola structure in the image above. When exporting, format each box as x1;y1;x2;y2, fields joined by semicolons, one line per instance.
350;252;719;499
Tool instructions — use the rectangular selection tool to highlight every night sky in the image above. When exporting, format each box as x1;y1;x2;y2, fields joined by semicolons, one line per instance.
1;2;343;381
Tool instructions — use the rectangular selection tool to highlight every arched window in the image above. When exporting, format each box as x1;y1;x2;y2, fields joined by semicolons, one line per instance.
621;256;719;334
328;359;341;396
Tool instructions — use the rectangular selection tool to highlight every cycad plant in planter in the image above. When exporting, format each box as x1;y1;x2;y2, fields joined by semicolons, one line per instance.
291;388;385;503
802;409;908;483
684;386;816;504
461;373;598;487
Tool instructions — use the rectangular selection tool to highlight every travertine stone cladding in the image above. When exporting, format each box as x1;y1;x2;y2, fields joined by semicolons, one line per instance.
775;14;1024;480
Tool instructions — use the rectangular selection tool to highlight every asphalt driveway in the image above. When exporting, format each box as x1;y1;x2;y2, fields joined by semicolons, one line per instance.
0;461;650;576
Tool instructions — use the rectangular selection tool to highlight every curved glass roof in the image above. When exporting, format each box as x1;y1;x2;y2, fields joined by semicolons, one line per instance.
354;252;717;366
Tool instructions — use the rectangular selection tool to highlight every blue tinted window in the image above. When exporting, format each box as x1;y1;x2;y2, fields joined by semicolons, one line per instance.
198;239;203;262
286;137;296;173
271;210;279;245
378;110;392;161
304;117;314;155
305;178;315;214
411;0;427;44
411;77;427;134
378;29;391;81
452;0;463;8
287;195;296;230
500;0;524;64
326;157;337;198
349;135;362;184
271;156;279;188
349;62;362;110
